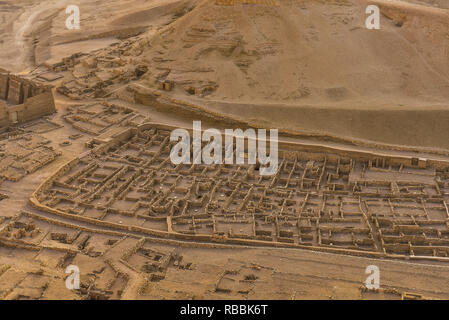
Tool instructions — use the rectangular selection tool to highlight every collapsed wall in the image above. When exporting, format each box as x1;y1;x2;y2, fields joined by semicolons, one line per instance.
0;68;56;127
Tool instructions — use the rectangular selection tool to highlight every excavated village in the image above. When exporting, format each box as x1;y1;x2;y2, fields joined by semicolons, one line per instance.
0;0;448;300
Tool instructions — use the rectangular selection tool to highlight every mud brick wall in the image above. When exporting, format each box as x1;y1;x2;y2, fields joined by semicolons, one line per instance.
7;75;24;105
0;71;9;100
1;70;53;105
21;91;56;122
215;0;280;5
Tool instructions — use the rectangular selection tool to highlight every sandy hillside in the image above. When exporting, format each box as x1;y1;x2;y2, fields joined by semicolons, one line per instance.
124;0;449;150
1;1;449;301
138;0;449;107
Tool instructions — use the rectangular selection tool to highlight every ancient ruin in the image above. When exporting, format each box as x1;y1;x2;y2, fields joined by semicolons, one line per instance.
29;123;449;260
0;0;448;300
0;68;56;129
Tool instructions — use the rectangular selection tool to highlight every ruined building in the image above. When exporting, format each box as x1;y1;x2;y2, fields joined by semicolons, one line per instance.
0;68;56;130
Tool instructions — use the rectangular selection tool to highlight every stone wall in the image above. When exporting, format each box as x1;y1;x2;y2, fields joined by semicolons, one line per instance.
0;69;56;127
215;0;279;5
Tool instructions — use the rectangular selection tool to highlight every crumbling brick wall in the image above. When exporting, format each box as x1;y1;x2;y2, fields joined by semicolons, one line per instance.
0;70;9;100
215;0;280;5
0;101;9;127
22;91;55;122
